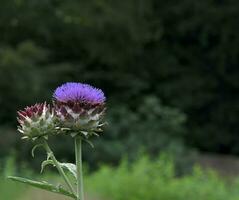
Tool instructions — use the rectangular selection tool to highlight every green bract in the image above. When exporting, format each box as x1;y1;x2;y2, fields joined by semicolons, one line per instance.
17;103;56;140
54;101;106;138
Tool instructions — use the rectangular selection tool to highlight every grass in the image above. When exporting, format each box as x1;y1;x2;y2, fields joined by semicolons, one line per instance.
0;156;27;199
20;189;72;200
0;178;27;199
3;154;239;200
86;154;239;200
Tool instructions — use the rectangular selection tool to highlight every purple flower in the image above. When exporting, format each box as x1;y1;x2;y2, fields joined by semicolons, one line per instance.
53;82;105;105
53;82;106;136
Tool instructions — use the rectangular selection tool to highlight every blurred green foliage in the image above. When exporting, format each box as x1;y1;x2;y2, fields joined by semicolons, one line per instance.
87;154;239;200
3;154;239;200
0;0;239;166
0;155;69;200
0;156;27;199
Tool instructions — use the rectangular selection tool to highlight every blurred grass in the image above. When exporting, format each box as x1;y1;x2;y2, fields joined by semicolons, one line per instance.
19;189;98;200
20;189;72;200
0;178;26;199
86;154;239;200
0;156;27;199
3;154;239;200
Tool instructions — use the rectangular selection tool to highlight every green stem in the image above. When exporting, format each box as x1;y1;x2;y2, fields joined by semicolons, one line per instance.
43;140;76;196
75;137;84;200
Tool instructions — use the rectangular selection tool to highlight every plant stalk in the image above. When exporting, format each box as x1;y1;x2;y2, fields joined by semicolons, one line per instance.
43;140;76;196
75;137;84;200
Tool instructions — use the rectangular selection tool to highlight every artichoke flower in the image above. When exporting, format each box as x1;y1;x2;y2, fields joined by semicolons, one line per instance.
17;103;55;140
53;82;106;138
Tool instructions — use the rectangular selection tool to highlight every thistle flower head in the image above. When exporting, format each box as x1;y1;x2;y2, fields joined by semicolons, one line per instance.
53;82;105;105
53;82;106;137
17;103;56;140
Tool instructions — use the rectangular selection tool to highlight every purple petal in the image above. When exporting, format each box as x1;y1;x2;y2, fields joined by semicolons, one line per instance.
53;82;106;104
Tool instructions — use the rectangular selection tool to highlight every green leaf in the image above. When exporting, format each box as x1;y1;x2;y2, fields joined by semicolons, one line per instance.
83;139;94;148
40;159;77;180
8;176;76;199
31;144;44;157
60;163;77;179
41;159;54;173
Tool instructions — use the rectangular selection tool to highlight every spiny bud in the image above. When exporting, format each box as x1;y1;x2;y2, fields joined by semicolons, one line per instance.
17;103;56;140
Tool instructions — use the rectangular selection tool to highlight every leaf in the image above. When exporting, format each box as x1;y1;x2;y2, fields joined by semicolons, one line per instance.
83;139;94;148
60;163;77;179
31;144;44;157
70;132;78;137
41;159;54;173
40;159;77;180
40;151;55;173
80;131;88;136
92;132;100;136
8;176;76;199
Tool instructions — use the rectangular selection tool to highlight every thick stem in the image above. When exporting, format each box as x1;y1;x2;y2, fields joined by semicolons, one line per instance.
43;140;76;196
75;137;84;200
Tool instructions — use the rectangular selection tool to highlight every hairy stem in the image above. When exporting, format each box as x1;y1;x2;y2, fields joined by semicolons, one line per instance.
75;137;84;200
43;140;76;196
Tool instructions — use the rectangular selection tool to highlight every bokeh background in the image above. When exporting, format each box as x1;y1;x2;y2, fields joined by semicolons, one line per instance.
1;0;239;199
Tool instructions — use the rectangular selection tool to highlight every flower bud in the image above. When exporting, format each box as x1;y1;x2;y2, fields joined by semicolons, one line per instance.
17;103;55;140
53;82;106;137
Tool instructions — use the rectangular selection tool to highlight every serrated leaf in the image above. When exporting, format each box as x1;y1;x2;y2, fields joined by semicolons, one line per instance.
8;176;76;199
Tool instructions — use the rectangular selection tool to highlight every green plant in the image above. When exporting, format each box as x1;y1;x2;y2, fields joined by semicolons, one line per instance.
0;156;27;200
86;154;239;200
8;82;107;200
